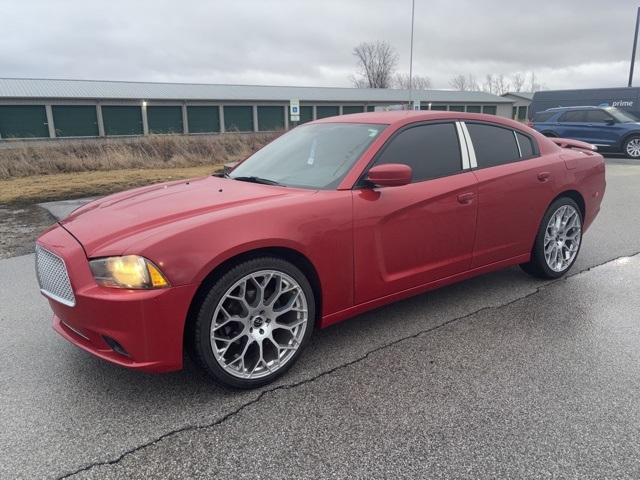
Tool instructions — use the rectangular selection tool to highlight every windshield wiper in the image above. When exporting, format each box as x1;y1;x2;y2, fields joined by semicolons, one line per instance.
231;175;282;186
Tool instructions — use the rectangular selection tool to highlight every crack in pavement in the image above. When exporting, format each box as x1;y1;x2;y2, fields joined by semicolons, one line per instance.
56;251;640;479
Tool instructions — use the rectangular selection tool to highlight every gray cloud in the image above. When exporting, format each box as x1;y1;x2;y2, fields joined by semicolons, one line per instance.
1;0;639;90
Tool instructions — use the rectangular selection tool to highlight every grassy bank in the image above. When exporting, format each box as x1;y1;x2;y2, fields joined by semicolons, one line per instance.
0;165;221;204
0;132;279;204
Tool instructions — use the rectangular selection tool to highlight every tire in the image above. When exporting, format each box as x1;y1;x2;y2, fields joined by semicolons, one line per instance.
520;197;583;279
623;135;640;158
541;131;558;138
191;257;315;389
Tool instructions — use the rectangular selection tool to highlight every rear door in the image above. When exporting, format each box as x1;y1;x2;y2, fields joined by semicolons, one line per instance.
463;122;561;267
352;121;478;303
555;110;587;140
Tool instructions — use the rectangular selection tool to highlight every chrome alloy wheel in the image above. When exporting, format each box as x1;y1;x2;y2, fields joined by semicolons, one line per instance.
543;205;582;272
210;270;309;379
626;138;640;158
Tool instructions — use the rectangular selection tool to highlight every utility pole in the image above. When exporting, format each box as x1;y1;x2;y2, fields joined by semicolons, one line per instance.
629;6;640;87
408;0;415;107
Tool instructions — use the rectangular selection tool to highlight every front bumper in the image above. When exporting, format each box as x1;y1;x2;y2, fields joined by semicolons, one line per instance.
38;225;198;373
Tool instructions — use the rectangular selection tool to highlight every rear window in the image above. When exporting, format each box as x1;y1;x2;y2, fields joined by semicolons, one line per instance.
533;111;555;122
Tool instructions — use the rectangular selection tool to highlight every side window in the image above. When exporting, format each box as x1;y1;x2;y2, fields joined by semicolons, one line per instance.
559;110;586;122
516;131;535;158
533;111;555;122
466;123;520;168
373;123;462;182
583;110;613;123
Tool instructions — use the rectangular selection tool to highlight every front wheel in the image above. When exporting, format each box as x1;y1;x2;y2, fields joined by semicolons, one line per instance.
623;135;640;158
191;257;315;389
520;197;583;279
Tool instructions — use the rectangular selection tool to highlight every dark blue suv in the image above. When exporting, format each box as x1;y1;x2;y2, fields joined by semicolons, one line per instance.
531;106;640;158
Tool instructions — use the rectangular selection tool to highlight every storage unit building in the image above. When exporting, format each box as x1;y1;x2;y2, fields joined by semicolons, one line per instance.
0;78;515;140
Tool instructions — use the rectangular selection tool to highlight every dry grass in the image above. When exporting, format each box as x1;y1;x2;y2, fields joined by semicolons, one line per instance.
0;132;280;204
0;132;279;180
0;165;220;204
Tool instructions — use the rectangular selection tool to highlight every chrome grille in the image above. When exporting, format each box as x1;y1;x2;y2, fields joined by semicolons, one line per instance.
35;245;76;307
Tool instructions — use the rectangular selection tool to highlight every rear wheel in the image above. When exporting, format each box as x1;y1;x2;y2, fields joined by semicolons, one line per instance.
520;197;582;279
541;131;558;138
623;135;640;158
191;257;315;389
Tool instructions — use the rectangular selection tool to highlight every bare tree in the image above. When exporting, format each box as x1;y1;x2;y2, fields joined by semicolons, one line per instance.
510;73;525;92
393;73;432;90
449;74;479;91
352;41;399;88
529;71;544;92
493;74;511;95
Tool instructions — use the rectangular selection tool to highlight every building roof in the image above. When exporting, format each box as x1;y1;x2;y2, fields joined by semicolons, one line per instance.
502;91;534;101
0;78;513;103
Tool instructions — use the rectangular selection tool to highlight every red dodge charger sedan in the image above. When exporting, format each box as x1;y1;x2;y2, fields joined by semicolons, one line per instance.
36;111;605;388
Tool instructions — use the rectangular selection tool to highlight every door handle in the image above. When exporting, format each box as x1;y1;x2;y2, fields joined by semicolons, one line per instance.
537;172;551;182
457;192;475;204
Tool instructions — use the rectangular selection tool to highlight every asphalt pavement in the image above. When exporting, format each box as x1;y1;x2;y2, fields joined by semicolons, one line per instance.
1;158;639;479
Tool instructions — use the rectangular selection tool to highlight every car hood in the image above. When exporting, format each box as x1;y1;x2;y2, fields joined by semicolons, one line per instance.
61;175;308;256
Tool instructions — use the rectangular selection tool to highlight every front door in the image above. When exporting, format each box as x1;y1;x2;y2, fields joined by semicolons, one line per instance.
352;122;478;304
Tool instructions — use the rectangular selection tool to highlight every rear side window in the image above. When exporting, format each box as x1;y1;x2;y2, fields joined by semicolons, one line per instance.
533;111;555;122
466;123;520;168
516;132;535;158
373;123;462;182
559;110;586;122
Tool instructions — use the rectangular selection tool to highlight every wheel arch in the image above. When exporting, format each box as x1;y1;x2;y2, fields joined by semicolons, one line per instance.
183;246;323;350
552;189;585;220
619;130;640;151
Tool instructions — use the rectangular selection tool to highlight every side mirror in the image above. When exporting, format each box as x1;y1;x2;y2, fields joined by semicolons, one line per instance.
366;164;412;187
605;119;616;125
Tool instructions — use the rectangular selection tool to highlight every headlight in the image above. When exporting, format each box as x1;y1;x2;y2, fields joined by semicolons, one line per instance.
89;255;170;289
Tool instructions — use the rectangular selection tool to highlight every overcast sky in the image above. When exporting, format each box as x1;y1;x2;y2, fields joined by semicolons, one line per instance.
3;0;640;91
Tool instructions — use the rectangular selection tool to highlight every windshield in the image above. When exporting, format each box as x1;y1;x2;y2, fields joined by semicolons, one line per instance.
606;107;640;123
229;123;386;189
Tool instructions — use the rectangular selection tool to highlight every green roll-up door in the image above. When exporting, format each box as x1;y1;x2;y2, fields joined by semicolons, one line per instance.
187;106;220;133
448;105;465;112
52;105;98;137
482;105;497;115
316;106;339;119
366;105;376;112
466;105;482;113
342;105;364;114
102;106;143;135
430;105;448;111
224;106;253;132
257;106;284;131
299;106;313;124
147;106;183;134
0;105;49;138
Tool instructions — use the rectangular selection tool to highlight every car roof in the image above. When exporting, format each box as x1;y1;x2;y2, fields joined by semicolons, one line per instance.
310;110;527;130
544;105;604;112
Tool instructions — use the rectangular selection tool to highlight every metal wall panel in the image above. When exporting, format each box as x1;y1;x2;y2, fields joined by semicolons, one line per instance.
147;106;183;134
257;106;284;131
316;105;339;119
342;105;364;114
224;106;253;131
52;105;99;137
0;105;49;138
102;106;143;135
187;106;220;133
299;106;313;123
